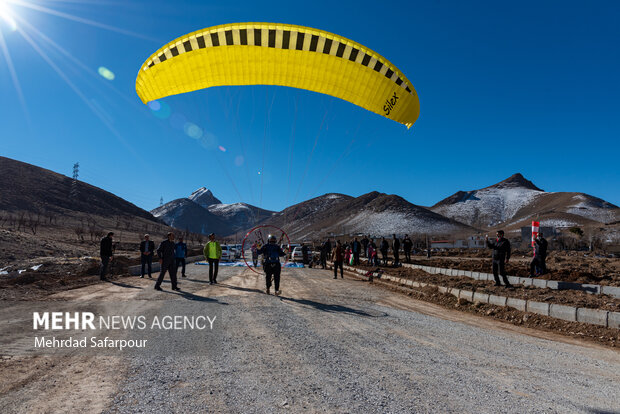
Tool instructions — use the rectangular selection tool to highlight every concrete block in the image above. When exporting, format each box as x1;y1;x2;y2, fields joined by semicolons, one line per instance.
464;271;473;278
549;304;577;322
601;286;620;299
507;276;520;286
519;277;533;287
531;278;548;289
459;290;474;302
489;295;507;307
608;312;620;329
506;297;527;311
526;301;550;316
406;280;414;286
473;292;490;304
449;288;460;298
438;286;449;294
581;284;601;295
577;308;609;327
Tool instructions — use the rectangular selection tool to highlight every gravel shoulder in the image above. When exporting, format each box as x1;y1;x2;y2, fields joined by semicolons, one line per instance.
1;264;619;413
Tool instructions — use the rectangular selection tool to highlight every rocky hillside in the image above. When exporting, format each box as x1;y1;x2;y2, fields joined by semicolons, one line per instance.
431;173;619;228
260;192;473;240
152;188;274;235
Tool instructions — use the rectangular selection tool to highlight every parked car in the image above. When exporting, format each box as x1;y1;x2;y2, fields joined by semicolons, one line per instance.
220;245;232;261
291;246;305;262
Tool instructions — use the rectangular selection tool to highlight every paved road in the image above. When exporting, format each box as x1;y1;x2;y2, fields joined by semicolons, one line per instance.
1;264;619;413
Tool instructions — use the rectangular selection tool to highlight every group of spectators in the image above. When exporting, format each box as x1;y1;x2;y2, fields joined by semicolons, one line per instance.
98;228;549;291
318;234;416;270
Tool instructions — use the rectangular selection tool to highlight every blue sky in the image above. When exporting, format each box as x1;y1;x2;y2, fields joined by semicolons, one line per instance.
1;0;619;212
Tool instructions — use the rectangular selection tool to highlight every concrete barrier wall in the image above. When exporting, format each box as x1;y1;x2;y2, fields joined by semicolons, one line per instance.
401;263;619;299
340;264;618;329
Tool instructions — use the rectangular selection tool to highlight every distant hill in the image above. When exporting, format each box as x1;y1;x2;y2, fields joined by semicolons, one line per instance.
152;188;275;236
0;156;158;221
431;173;619;228
260;192;473;240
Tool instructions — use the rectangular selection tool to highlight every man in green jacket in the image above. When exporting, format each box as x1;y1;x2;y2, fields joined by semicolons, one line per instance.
203;233;222;285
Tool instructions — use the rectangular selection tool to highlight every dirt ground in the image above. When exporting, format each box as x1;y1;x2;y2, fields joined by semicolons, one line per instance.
346;269;619;349
403;248;620;286
352;264;620;311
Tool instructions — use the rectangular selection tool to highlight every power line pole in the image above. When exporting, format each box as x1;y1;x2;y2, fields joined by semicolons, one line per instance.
70;162;79;198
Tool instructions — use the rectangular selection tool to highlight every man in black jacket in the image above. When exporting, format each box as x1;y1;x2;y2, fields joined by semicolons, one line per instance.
530;232;548;277
486;230;513;288
320;238;332;269
352;238;361;265
361;236;369;258
257;235;286;295
139;234;155;278
402;234;413;263
380;237;389;266
392;234;401;266
155;232;180;291
99;232;114;281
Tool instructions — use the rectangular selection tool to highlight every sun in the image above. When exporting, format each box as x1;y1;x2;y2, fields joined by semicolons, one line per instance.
0;0;18;32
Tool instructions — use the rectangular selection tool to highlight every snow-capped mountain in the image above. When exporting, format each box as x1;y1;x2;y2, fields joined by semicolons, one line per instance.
260;192;473;240
431;173;619;228
152;189;274;235
188;187;221;209
150;198;231;235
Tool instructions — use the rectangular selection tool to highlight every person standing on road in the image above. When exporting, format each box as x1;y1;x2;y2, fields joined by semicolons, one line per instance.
301;243;309;267
99;232;114;281
321;238;332;269
380;237;389;266
392;234;401;266
203;233;222;285
257;234;286;295
251;241;259;267
155;232;180;291
332;240;344;279
530;232;548;277
175;236;188;278
486;230;513;288
361;235;369;258
139;234;154;278
402;234;413;263
352;237;361;265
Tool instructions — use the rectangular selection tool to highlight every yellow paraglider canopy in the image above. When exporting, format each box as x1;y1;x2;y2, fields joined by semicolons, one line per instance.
136;22;419;128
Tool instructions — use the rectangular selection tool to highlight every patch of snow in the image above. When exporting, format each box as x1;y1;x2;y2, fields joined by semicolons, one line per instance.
326;194;342;200
31;264;43;271
0;271;8;275
189;187;212;200
18;269;26;274
341;210;459;236
209;203;250;215
539;219;578;228
433;187;544;226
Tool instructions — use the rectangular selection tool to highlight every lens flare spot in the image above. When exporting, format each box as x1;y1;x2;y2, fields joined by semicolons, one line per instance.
184;122;203;139
148;101;161;111
257;171;261;175
150;101;171;119
170;113;187;130
218;146;226;152
200;132;217;149
234;155;244;166
97;66;115;80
